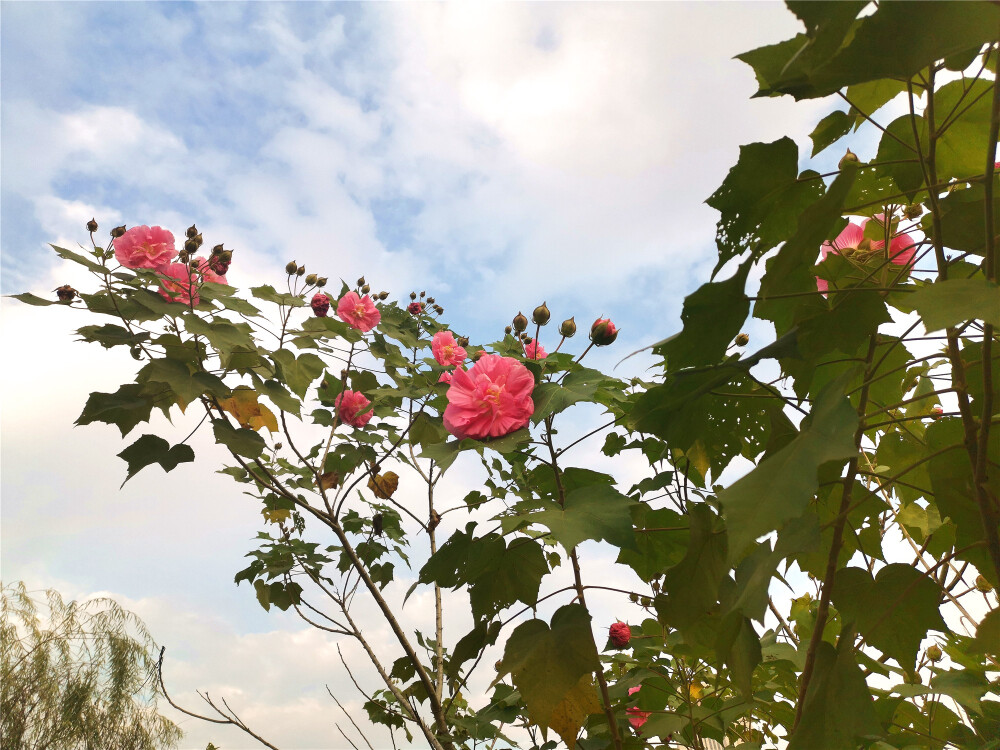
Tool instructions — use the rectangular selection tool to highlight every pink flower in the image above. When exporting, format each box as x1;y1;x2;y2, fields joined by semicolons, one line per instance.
626;686;650;731
337;292;381;332
114;225;176;270
408;301;425;316
438;370;454;384
334;390;373;428
158;262;199;305
311;293;331;317
816;217;917;293
194;257;228;286
443;354;534;440
523;338;547;360
432;331;467;367
609;621;631;648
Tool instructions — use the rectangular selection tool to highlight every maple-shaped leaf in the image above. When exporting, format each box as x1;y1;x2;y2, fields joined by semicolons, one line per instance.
218;386;279;433
368;471;399;499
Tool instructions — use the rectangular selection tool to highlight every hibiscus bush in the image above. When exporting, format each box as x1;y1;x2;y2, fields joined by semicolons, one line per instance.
14;3;1000;749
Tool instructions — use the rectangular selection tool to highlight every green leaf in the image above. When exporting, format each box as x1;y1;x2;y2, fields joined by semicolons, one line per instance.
616;506;689;581
259;379;301;416
137;358;206;408
788;627;882;750
9;292;62;306
530;369;608;424
810;110;853;156
910;279;1000;331
970;609;1000;657
498;604;601;747
875;114;926;198
935;79;995;182
719;372;858;562
930;669;990;715
706;138;824;271
76;324;150;349
831;564;947;669
212;418;266;459
251;284;305;307
932;182;1000;254
117;434;194;486
526;483;637;552
272;349;326;398
76;384;155;437
655;258;751;369
51;244;106;273
845;79;907;121
655;504;728;638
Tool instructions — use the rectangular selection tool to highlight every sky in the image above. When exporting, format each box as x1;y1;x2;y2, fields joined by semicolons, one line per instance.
0;2;832;748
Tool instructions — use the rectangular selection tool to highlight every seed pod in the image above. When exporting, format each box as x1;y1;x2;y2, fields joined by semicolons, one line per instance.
532;301;551;325
54;284;77;302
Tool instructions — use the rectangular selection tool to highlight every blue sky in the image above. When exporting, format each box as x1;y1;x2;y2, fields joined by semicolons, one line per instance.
1;3;827;747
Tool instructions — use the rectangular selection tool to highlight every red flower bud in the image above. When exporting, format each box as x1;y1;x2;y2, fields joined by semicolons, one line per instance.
609;621;631;648
407;301;425;316
590;318;618;346
311;292;331;317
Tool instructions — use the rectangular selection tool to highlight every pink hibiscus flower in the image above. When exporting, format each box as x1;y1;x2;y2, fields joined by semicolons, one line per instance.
158;262;200;305
438;370;454;384
626;686;651;731
432;331;467;367
337;291;381;332
522;338;547;360
114;225;176;270
334;389;374;428
194;257;228;286
816;217;917;293
442;354;534;440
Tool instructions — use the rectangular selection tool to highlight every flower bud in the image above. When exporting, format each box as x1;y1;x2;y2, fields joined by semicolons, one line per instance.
212;243;225;255
505;325;513;335
559;317;577;337
410;292;417;300
311;293;331;317
220;250;233;263
186;224;199;239
86;218;98;233
54;284;77;302
609;621;631;648
903;204;923;220
111;225;127;238
926;644;943;662
420;291;426;298
357;277;366;287
286;260;298;275
532;301;551;325
512;312;528;333
457;336;469;347
193;233;203;248
839;149;861;169
296;265;306;277
930;405;944;420
317;277;328;288
590;318;619;346
305;273;318;285
735;333;750;347
427;297;436;304
433;304;444;314
407;301;424;316
361;284;370;294
976;574;993;592
274;442;283;450
378;291;388;300
184;238;199;253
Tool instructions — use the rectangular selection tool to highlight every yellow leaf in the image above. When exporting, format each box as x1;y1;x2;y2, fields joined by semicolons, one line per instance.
319;471;340;491
218;387;278;433
689;682;704;701
262;508;291;524
546;674;602;749
682;440;710;479
368;471;399;499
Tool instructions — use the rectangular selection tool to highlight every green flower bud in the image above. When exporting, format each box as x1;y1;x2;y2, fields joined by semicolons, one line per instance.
532;301;551;325
361;284;370;294
590;318;618;346
317;277;328;288
505;325;513;335
735;333;750;346
296;265;306;277
512;312;529;333
559;317;577;337
212;243;225;255
186;224;199;239
357;276;366;287
286;261;298;275
184;238;198;253
926;644;943;662
839;149;861;169
305;273;319;285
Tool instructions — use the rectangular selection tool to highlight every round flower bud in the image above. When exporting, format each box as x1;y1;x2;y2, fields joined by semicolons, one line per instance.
311;293;331;318
427;297;436;304
193;233;204;248
296;265;306;277
640;596;652;607
590;318;619;346
286;260;298;275
930;405;944;420
305;273;318;285
532;302;551;325
86;218;99;233
420;291;426;298
735;333;750;346
559;317;577;337
609;621;631;648
220;250;233;263
212;243;225;255
457;336;469;347
317;277;328;288
512;312;529;333
54;284;77;302
111;225;127;238
378;291;388;300
839;149;861;169
274;442;283;450
903;204;923;220
186;224;199;239
505;326;513;335
433;304;444;314
357;277;366;287
926;644;943;662
628;592;639;603
410;292;417;300
184;238;199;253
976;574;993;592
361;284;370;294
